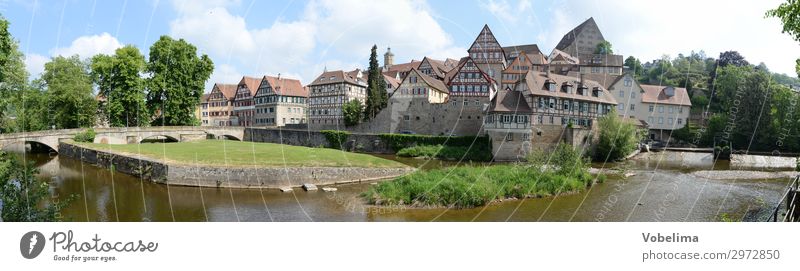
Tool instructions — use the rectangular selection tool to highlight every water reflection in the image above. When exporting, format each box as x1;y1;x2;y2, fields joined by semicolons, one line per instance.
13;152;792;222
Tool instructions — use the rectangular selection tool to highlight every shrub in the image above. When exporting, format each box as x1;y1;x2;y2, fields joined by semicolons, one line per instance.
342;100;363;127
594;109;638;161
321;130;350;150
395;144;493;161
73;128;96;143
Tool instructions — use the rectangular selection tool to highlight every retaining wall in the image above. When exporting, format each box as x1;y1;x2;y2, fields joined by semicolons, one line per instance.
59;141;414;188
244;128;394;153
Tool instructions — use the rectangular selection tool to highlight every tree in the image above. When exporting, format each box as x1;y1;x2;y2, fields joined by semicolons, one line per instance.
0;14;29;132
594;40;613;55
594;109;638;161
767;0;800;76
0;151;75;221
91;45;148;127
0;14;14;83
342;99;363;127
364;45;387;120
42;55;97;129
624;56;644;77
717;51;750;68
146;36;213;126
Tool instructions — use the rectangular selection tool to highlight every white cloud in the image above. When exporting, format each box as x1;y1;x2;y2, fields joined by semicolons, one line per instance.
50;33;123;59
169;0;469;91
24;53;48;78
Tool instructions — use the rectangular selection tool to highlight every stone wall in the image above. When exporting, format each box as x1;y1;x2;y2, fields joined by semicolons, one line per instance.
59;141;414;188
59;142;169;182
244;127;394;153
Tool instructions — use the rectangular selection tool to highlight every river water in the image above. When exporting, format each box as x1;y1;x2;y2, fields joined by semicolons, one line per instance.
14;151;791;222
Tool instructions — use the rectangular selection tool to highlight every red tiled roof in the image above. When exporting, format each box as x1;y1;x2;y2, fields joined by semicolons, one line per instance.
238;76;262;95
263;76;307;97
308;70;367;86
640;84;692;106
519;71;617;105
386;60;421;72
214;83;238;100
489;89;532;113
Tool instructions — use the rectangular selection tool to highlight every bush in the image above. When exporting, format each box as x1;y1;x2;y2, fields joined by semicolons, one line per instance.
396;144;493;161
320;130;350;150
379;134;492;161
594;109;638;161
527;143;589;177
342;100;363;127
0;151;77;221
362;164;593;208
73;128;96;143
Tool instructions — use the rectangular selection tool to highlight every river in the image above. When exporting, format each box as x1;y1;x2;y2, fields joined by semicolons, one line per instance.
13;151;791;222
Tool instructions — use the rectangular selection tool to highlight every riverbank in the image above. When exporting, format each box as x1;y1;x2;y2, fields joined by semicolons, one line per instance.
59;140;414;189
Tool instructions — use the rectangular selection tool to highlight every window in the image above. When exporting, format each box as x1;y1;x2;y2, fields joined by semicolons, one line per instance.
505;133;513;141
618;103;624;111
624;79;632;87
403;115;410;121
649;105;654;112
658;106;664;113
522;133;530;141
658;117;663;124
677;118;683;125
648;117;654;124
630;104;635;111
679;107;684;113
669;106;674;114
630;91;636;98
668;118;673;125
619;91;624;98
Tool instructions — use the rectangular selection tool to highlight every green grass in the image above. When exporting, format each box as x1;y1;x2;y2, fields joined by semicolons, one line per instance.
362;164;595;208
74;140;407;168
396;144;493;161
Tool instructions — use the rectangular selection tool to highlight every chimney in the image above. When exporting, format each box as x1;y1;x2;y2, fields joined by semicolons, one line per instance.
545;64;550;77
579;73;585;87
277;73;281;80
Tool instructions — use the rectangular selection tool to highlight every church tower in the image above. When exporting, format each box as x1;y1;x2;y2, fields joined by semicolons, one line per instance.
384;47;395;69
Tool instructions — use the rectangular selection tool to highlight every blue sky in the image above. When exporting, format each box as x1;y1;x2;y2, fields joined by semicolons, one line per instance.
3;0;798;91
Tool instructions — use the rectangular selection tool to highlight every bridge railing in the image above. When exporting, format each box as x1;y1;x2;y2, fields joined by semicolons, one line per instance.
768;175;800;222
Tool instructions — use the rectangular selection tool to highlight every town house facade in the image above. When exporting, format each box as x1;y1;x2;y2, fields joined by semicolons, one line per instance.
253;75;308;127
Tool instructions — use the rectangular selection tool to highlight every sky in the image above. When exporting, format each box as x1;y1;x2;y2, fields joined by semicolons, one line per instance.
2;0;799;91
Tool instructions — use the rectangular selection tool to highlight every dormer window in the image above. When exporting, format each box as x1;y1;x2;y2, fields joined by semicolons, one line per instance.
561;83;573;93
547;82;556;92
577;86;587;96
592;87;602;97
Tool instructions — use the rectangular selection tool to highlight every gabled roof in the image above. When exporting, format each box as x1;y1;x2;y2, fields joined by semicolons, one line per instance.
212;83;238;100
640;84;692;106
468;24;506;58
386;60;422;72
565;71;623;89
517;71;617;105
503;51;535;75
443;56;494;86
489;89;532;113
549;49;579;64
403;68;448;93
419;57;452;79
262;75;307;97
238;76;262;95
308;69;367;87
383;74;401;89
555;17;605;51
443;58;460;70
201;93;210;103
502;44;547;64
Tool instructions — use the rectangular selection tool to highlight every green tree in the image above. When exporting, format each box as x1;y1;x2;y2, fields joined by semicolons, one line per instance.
594;109;638;161
0;15;29;132
594;40;613;55
3;80;48;132
0;151;76;221
364;45;387;120
767;0;800;76
0;14;14;83
624;56;644;77
91;45;148;127
146;36;213;126
342;99;363;127
42;55;97;129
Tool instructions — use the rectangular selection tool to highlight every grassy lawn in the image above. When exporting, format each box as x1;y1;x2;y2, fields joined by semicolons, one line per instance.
75;140;407;168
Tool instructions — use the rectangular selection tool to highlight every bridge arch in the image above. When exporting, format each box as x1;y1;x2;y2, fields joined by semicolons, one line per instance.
206;133;241;141
139;134;180;143
0;140;58;153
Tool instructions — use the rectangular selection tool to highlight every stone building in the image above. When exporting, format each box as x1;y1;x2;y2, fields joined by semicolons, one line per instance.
307;69;368;129
485;89;533;161
443;56;495;136
231;76;261;126
253;75;308;127
199;93;210;126
552;17;623;76
555;17;605;57
605;72;691;141
207;83;237;126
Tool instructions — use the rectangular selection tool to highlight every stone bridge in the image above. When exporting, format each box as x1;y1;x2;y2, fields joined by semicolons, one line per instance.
0;126;245;153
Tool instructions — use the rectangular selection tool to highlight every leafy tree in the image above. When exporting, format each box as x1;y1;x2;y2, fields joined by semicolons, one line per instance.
364;45;387;120
0;14;14;83
624;56;644;78
594;109;638;161
717;51;750;68
91;45;148;127
342;99;363;127
0;15;29;132
712;65;775;150
0;151;76;221
594;40;613;55
767;0;800;76
146;36;213;126
42;55;97;129
3;81;48;132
